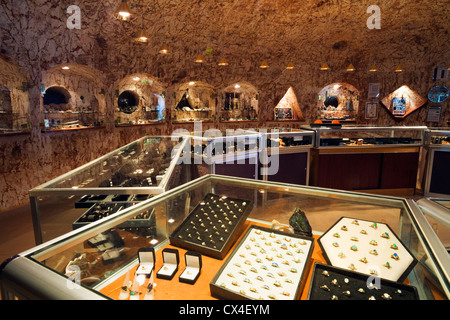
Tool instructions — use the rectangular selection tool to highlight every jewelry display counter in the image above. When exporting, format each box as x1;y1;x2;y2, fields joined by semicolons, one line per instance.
29;135;189;244
302;125;427;193
2;175;449;300
415;197;450;297
423;129;450;197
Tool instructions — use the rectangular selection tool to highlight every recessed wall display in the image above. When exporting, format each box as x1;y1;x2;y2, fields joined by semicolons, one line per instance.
380;85;427;119
273;86;304;121
173;81;215;123
117;90;139;114
115;74;166;125
317;83;359;121
41;64;106;130
427;85;449;103
219;82;258;121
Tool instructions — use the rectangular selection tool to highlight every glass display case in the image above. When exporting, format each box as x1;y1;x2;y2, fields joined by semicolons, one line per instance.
29;136;189;245
415;197;450;297
423;129;450;197
2;175;449;300
259;128;314;185
302;125;427;193
302;125;427;148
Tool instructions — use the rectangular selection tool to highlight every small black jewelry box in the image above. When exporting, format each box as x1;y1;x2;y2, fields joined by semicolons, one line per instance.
157;248;180;280
136;247;155;278
179;251;202;285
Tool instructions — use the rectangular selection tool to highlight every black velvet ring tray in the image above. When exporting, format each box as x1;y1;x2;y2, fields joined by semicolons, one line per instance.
75;194;153;208
307;262;419;300
169;193;252;260
73;202;155;230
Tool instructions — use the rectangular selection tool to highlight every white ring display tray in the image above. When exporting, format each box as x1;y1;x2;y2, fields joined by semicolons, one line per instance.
318;217;417;282
210;225;314;300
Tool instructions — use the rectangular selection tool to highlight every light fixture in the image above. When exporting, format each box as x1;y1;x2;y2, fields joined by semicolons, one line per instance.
320;63;330;71
135;28;149;43
286;62;294;70
62;66;70;70
395;65;403;72
346;63;356;72
218;56;229;66
188;81;195;85
133;76;140;81
369;64;378;72
234;84;241;89
159;41;169;54
260;60;269;69
115;0;135;21
195;50;204;63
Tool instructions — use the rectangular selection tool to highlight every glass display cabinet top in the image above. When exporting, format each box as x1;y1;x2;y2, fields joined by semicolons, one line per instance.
19;175;450;300
301;125;427;148
30;136;187;193
427;128;450;145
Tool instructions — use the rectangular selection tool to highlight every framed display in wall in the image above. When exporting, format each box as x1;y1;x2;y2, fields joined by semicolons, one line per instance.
365;100;378;119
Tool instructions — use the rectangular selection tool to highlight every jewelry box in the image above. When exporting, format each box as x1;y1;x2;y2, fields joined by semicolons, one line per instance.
307;262;419;300
136;247;155;278
179;251;202;285
318;217;418;282
169;193;253;259
210;225;315;300
156;248;180;280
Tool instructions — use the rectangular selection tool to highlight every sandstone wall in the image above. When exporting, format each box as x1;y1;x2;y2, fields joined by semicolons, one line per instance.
0;0;449;211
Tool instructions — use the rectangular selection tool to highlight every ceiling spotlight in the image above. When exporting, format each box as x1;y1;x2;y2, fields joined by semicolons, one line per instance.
369;64;378;72
395;65;403;72
159;41;169;54
135;28;149;43
320;63;330;71
286;62;294;70
195;50;205;63
260;60;269;69
346;63;356;72
115;0;135;21
218;57;229;66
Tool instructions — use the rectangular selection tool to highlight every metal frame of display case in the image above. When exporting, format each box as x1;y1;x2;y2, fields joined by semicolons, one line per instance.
301;125;428;149
29;135;189;245
302;125;428;193
257;128;314;185
2;174;450;300
414;197;450;297
423;129;450;197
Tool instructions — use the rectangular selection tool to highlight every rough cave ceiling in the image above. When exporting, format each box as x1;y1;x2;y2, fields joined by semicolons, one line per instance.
0;0;449;79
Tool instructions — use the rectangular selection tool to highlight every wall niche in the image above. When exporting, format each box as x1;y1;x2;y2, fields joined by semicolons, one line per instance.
0;56;30;133
115;74;165;126
218;82;259;122
317;83;360;122
41;64;106;130
173;81;215;123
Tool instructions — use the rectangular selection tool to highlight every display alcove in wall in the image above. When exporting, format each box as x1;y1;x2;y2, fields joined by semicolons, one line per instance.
43;86;71;111
118;90;139;114
219;82;259;121
173;81;215;123
317;83;359;122
0;87;12;130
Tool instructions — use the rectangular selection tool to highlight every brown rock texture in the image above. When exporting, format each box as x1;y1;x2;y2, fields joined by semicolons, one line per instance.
0;0;449;210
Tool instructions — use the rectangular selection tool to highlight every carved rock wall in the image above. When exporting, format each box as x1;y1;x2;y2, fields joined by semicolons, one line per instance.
0;0;449;211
